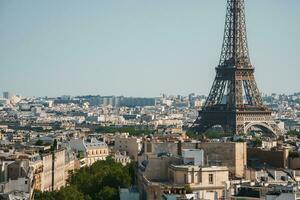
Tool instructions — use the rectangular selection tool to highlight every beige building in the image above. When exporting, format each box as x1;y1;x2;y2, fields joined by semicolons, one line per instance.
64;157;76;182
0;149;68;195
70;138;109;166
248;146;289;169
114;133;141;160
85;140;108;166
138;154;229;200
28;154;43;191
0;160;32;198
41;149;65;191
141;139;247;178
169;165;229;199
113;151;131;166
197;142;247;178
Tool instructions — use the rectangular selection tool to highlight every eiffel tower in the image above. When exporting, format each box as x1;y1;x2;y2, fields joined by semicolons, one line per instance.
193;0;282;135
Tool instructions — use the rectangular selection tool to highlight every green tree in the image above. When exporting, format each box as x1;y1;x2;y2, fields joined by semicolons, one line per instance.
126;161;136;184
51;139;57;151
36;158;133;200
34;190;56;200
187;130;232;140
55;186;85;200
95;186;118;200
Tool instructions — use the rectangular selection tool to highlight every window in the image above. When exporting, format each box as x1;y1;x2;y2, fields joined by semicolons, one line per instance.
191;172;194;183
184;174;188;184
198;172;202;183
169;171;174;182
146;143;152;153
209;174;213;184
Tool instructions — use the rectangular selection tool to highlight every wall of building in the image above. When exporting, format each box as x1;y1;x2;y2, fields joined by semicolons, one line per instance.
266;193;296;200
200;167;229;187
141;164;229;200
247;147;289;169
3;177;30;193
197;142;247;178
64;160;75;182
144;156;173;181
31;160;43;191
181;142;198;150
245;168;268;182
182;149;204;166
114;136;140;160
144;141;179;156
289;156;300;170
53;150;65;190
41;154;52;191
86;147;108;166
41;149;66;191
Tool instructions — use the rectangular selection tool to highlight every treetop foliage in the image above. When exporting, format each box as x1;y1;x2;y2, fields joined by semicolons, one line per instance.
35;157;135;200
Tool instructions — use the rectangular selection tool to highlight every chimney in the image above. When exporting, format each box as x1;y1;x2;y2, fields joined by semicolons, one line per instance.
177;141;182;156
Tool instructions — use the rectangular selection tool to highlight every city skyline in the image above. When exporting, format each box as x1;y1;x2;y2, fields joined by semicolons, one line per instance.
0;1;300;199
1;0;299;97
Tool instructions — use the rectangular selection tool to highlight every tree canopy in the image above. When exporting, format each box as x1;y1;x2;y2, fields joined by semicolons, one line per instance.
35;157;135;200
34;185;84;200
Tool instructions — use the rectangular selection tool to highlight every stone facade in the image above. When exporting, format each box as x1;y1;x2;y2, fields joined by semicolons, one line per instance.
138;153;229;200
41;149;65;191
247;147;290;169
70;138;109;166
114;133;141;160
197;142;247;178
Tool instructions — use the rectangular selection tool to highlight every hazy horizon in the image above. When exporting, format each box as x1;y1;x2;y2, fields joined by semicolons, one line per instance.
1;0;299;97
1;91;300;99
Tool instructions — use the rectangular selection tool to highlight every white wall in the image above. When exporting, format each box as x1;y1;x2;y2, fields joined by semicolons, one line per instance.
182;149;204;166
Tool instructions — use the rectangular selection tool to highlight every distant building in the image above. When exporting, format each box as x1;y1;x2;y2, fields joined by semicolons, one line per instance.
2;92;12;100
0;98;9;106
120;97;156;107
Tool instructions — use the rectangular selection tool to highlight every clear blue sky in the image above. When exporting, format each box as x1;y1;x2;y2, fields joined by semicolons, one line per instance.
0;0;299;97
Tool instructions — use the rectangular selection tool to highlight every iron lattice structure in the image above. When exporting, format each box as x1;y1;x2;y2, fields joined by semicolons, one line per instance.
193;0;281;135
